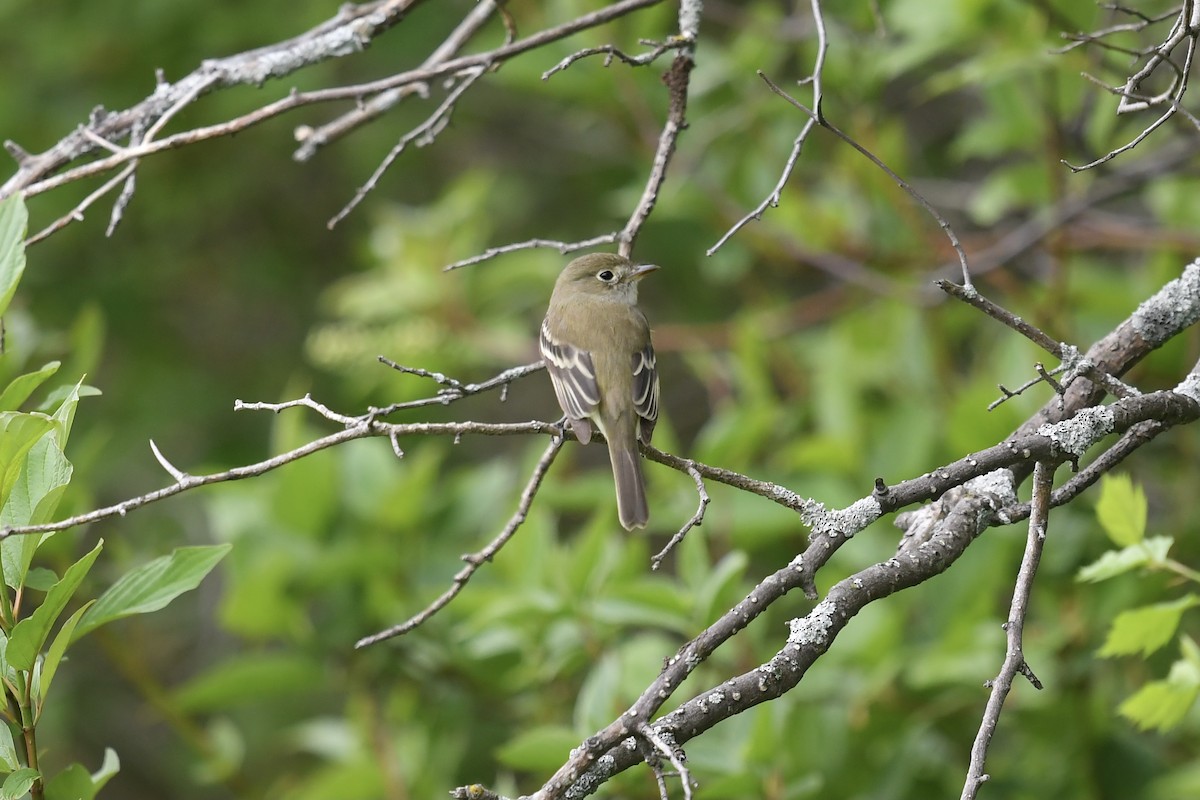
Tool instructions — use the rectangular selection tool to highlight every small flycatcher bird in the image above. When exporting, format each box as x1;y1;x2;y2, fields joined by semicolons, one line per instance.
540;253;660;530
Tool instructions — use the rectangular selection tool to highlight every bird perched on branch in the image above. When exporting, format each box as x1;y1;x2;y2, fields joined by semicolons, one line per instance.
540;253;660;530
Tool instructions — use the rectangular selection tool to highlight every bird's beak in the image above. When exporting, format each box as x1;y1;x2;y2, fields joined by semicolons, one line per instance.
629;263;660;282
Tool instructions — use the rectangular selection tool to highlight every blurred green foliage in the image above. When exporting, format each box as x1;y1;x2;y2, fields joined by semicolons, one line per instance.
3;1;1200;799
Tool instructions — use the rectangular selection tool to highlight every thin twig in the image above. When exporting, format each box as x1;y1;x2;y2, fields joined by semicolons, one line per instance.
6;0;665;203
443;235;621;271
328;66;487;228
542;38;684;79
1063;4;1198;172
709;0;827;256
149;440;189;483
0;418;558;540
651;463;709;570
449;0;698;269
355;435;564;647
757;71;974;288
24;163;138;246
294;0;502;161
637;723;694;800
989;366;1068;411
936;279;1139;399
370;359;546;415
617;49;694;257
960;461;1055;800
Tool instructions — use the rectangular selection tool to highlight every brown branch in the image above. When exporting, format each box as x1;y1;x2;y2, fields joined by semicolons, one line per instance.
709;0;828;256
294;0;503;162
651;462;709;570
757;71;974;288
937;279;1139;400
2;0;665;206
961;461;1055;799
535;471;1018;800
617;45;695;257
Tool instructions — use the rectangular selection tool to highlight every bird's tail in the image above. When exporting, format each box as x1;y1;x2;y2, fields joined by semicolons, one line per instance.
610;444;649;531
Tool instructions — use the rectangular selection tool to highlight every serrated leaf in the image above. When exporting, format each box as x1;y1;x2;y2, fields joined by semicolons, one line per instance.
74;544;231;640
1099;594;1200;659
0;363;60;413
1096;474;1147;547
1;767;38;800
7;540;103;671
1076;536;1173;583
1118;658;1200;732
0;194;27;318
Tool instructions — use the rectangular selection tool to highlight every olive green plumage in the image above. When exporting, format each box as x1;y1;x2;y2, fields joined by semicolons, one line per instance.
540;253;660;530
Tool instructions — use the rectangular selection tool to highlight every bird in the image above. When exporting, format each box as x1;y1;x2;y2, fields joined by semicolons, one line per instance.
540;253;660;530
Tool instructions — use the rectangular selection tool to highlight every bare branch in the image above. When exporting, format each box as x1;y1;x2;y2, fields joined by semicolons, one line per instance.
709;0;827;256
961;461;1055;799
294;0;503;161
3;0;666;206
651;462;710;570
442;235;621;271
542;38;686;79
936;279;1139;400
449;0;698;268
328;65;488;229
0;419;557;540
356;435;565;647
149;439;189;483
1063;4;1198;172
617;49;694;257
637;723;694;800
757;71;974;288
370;359;546;415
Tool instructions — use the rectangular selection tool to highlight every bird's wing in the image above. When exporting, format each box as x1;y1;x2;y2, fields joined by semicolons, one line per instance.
632;341;658;445
540;320;601;425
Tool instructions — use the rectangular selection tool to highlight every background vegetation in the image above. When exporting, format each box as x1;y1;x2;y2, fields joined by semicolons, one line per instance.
2;0;1199;798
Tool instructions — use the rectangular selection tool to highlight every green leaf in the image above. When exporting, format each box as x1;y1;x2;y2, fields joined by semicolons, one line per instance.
1095;473;1147;547
1099;595;1200;659
23;568;57;592
0;193;27;319
173;653;326;712
1118;657;1200;732
39;601;94;709
1077;536;1173;583
0;413;56;510
1;767;38;800
1183;634;1200;668
0;631;17;688
74;544;232;640
2;433;74;590
47;378;87;448
494;725;578;772
0;728;18;773
0;363;60;413
44;748;118;800
574;651;621;733
7;540;103;671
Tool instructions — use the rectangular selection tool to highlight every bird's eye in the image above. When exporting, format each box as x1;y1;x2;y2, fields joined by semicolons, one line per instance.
597;270;616;282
